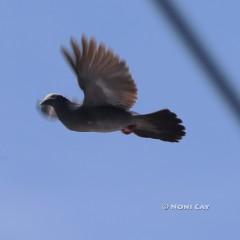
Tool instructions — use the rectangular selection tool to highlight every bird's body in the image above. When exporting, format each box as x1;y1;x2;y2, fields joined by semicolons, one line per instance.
53;99;133;132
40;35;186;142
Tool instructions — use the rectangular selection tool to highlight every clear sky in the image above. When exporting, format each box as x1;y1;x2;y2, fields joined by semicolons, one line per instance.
0;0;239;239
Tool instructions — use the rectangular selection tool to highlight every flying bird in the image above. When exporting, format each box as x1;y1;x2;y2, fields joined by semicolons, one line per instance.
40;35;185;142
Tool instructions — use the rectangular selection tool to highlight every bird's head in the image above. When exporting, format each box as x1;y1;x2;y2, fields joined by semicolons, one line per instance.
40;93;68;107
39;93;70;119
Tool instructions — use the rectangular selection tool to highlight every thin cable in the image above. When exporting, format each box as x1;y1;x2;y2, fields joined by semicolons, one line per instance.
153;0;240;123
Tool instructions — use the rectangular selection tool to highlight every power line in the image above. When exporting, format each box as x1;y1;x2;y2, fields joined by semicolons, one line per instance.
153;0;240;124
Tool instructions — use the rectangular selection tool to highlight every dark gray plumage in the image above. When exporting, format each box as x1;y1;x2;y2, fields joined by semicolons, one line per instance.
40;35;185;142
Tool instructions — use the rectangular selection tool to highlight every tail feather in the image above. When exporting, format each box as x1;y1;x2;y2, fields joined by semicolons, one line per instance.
133;109;185;142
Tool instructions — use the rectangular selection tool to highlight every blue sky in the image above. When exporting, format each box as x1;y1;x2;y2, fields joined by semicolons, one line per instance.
0;0;239;239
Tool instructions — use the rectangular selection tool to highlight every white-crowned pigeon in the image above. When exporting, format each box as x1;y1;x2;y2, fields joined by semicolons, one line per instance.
40;35;185;142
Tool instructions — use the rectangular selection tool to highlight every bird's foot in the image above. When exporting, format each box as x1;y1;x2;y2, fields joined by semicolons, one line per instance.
121;125;136;135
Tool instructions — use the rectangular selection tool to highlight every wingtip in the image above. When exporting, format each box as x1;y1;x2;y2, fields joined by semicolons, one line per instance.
60;46;71;60
81;33;88;45
81;33;87;41
60;45;67;54
70;37;77;48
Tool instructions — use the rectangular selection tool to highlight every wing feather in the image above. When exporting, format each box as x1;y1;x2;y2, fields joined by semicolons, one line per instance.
62;35;137;109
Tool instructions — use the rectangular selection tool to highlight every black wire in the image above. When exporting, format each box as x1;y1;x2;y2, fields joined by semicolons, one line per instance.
153;0;240;124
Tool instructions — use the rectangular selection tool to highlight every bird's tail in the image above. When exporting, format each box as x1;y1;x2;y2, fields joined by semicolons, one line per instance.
131;109;185;142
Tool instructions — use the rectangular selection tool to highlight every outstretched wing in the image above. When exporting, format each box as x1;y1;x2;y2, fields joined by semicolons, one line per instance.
61;35;137;109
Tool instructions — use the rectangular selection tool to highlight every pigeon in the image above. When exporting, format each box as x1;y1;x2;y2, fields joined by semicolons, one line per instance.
40;35;185;142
